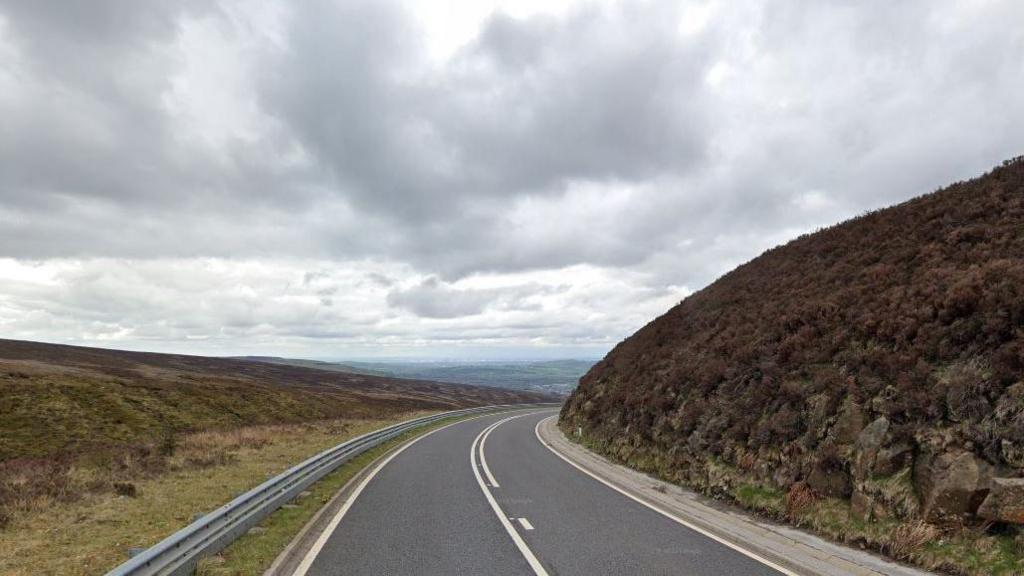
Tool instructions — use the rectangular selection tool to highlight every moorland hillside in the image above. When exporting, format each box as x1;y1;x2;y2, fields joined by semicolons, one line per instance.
0;338;551;461
562;157;1024;535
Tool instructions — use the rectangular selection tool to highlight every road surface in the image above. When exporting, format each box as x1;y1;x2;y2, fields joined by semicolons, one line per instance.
297;409;784;576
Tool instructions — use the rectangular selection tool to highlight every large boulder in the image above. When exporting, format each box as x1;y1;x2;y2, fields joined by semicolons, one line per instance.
852;417;889;481
873;443;914;477
831;399;866;445
807;453;852;498
913;449;994;520
1001;440;1024;469
977;478;1024;523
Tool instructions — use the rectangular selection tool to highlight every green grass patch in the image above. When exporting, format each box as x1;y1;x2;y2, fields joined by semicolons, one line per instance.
923;531;1024;576
733;483;785;516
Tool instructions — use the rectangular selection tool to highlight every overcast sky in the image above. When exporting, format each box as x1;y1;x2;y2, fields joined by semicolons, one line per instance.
0;0;1022;360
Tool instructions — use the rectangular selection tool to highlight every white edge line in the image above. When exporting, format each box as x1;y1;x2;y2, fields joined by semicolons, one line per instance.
533;415;799;576
292;414;485;576
472;412;550;576
479;418;501;487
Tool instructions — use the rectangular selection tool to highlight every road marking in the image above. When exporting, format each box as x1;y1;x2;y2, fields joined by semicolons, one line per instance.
479;416;501;487
291;415;489;576
534;415;798;576
471;412;550;576
517;517;534;531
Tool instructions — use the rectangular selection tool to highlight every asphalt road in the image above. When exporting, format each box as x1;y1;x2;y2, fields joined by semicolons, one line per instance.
300;409;783;576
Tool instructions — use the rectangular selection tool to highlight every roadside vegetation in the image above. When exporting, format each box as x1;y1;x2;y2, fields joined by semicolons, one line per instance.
0;415;429;576
570;430;1024;575
0;339;550;575
562;157;1024;575
196;416;466;576
0;338;549;463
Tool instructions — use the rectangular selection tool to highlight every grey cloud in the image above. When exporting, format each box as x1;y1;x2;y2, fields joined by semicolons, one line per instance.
262;0;709;223
1;0;1023;357
386;277;500;319
385;277;564;319
303;271;328;285
364;272;396;287
0;258;656;356
0;1;209;204
0;0;717;274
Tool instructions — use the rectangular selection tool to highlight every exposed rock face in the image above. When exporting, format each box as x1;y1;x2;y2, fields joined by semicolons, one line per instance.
832;400;866;445
1002;441;1024;469
807;460;852;497
913;449;994;520
873;443;913;477
852;417;889;481
977;478;1024;523
560;158;1024;526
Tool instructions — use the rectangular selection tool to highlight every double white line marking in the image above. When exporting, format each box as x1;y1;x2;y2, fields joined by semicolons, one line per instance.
470;413;550;576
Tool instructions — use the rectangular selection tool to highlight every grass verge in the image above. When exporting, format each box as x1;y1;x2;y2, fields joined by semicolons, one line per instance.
0;414;436;576
196;415;471;576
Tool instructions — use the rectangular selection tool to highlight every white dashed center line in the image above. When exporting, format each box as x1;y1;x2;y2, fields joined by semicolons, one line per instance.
517;517;535;531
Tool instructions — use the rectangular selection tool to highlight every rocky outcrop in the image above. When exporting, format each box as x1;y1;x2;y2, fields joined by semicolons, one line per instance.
848;417;914;522
807;459;852;497
831;400;866;445
977;478;1024;523
873;443;913;478
913;449;994;520
852;417;889;481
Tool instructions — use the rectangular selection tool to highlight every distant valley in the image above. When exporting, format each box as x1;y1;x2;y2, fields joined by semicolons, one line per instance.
239;357;593;396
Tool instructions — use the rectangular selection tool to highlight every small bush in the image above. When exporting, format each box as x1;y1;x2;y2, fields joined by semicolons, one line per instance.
887;521;941;560
185;451;237;469
0;457;76;529
158;431;178;457
113;482;137;498
785;481;818;522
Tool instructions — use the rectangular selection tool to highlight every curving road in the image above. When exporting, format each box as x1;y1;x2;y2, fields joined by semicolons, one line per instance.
296;409;784;576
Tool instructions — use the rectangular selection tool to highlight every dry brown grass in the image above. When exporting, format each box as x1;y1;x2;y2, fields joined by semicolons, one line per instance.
0;421;365;530
0;425;241;531
0;457;86;528
886;520;943;561
785;481;818;523
0;412;430;573
181;427;278;453
0;415;429;575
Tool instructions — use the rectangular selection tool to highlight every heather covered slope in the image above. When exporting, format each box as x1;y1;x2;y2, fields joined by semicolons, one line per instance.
0;338;553;461
561;158;1024;535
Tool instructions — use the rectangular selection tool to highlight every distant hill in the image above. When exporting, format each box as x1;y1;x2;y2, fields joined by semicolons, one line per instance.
236;356;390;376
0;339;554;461
562;158;1024;528
238;357;593;396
